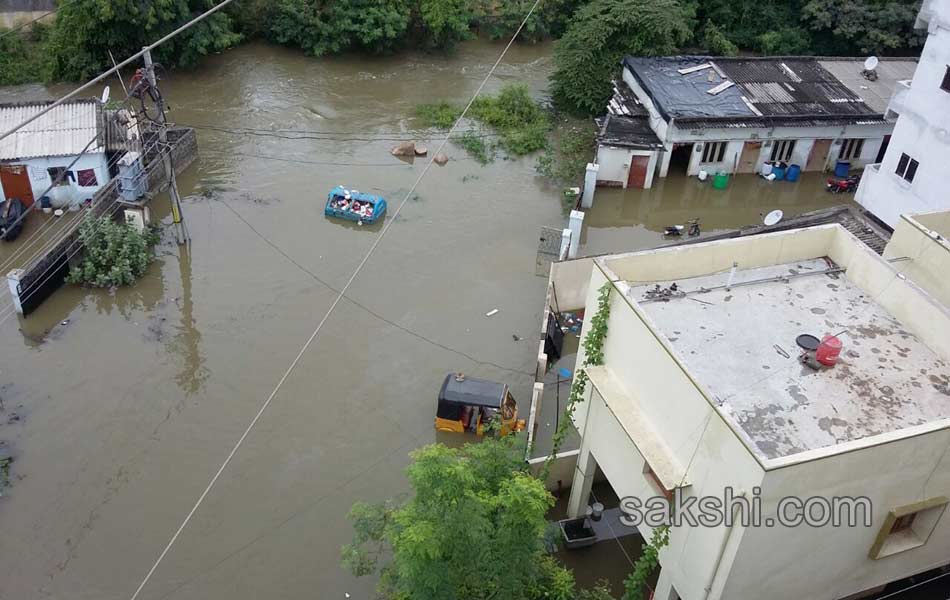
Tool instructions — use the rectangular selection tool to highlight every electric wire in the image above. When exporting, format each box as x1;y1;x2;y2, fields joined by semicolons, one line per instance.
0;136;162;276
0;0;239;143
0;87;147;272
0;0;77;41
216;197;534;378
0;155;171;325
125;1;544;597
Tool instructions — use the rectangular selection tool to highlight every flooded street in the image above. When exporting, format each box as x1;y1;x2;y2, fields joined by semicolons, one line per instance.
581;172;858;256
0;40;561;600
0;39;865;600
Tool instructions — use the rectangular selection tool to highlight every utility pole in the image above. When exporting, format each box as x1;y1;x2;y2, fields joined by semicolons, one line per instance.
142;47;189;245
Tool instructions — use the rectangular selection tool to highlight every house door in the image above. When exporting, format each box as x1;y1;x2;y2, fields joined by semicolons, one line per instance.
876;135;891;163
737;141;762;173
805;139;833;171
627;155;650;188
0;164;35;208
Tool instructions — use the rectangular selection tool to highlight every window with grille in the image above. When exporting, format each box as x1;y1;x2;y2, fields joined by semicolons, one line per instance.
895;152;919;183
701;141;727;163
770;140;796;162
838;138;865;161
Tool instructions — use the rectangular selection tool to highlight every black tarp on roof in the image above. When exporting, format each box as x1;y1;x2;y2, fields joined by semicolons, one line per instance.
623;56;753;121
622;55;884;127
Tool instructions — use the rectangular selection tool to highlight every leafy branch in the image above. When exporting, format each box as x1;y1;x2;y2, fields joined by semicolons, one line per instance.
539;281;612;481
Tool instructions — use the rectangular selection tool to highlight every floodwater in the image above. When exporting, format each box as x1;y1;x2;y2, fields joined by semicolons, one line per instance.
0;39;865;600
580;171;859;256
0;40;562;600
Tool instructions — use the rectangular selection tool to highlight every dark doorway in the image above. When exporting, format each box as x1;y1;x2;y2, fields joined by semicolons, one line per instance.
669;143;693;174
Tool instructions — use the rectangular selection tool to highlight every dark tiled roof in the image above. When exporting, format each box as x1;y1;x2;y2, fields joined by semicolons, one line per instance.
595;114;663;149
622;55;906;129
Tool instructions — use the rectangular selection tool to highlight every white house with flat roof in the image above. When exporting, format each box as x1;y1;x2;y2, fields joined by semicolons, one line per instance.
856;0;950;228
596;55;918;189
551;222;950;600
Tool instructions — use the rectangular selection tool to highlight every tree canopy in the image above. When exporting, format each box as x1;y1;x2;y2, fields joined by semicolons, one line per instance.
46;0;242;81
550;0;694;115
343;437;580;600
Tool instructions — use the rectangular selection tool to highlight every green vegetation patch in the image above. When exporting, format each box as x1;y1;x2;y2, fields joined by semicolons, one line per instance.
416;84;551;164
66;217;161;288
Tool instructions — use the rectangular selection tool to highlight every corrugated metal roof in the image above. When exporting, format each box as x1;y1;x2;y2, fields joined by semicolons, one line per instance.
0;99;104;161
818;59;918;113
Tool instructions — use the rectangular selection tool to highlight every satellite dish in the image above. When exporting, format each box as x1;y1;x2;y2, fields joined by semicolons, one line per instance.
763;209;784;227
101;86;110;104
864;56;879;71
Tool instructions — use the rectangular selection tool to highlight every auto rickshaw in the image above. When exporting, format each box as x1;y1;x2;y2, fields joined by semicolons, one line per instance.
435;373;525;436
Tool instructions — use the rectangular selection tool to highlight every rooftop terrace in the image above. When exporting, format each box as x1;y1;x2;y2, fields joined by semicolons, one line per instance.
623;257;950;460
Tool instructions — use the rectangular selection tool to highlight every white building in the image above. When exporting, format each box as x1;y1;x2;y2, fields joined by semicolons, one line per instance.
856;0;950;228
540;219;950;600
596;56;917;189
0;99;112;209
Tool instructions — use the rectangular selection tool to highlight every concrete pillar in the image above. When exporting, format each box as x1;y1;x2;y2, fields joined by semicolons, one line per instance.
567;442;597;518
559;229;571;261
581;163;599;208
568;210;584;259
659;148;673;178
6;269;24;315
644;151;659;189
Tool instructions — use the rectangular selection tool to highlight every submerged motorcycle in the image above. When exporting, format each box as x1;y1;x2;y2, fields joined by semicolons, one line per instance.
664;218;701;237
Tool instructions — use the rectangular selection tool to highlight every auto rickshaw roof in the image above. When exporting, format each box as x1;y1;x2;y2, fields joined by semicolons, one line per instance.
439;373;507;408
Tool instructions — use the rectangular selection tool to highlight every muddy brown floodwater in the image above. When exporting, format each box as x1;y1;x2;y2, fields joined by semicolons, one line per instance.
0;39;863;600
0;40;562;600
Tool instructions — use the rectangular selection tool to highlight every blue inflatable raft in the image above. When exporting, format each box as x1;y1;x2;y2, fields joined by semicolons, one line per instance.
325;186;387;224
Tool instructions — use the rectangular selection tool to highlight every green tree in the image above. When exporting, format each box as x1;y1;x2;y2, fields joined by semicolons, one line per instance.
342;436;577;600
66;217;160;288
697;0;806;50
802;0;924;54
265;0;411;55
476;0;586;42
757;26;813;54
46;0;242;81
0;23;53;86
700;20;738;56
415;0;475;49
550;0;694;115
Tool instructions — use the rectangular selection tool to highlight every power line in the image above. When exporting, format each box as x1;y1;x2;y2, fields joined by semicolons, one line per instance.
199;148;422;168
215;197;533;377
0;153;172;324
183;122;502;142
0;134;161;276
0;0;239;143
126;0;544;597
0;0;75;41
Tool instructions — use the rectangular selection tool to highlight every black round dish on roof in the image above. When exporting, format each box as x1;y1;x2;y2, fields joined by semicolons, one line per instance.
796;334;820;351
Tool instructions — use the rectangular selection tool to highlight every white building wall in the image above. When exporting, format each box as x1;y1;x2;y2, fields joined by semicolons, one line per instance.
719;428;950;600
857;2;950;226
566;226;950;600
594;145;658;188
0;152;110;206
622;68;670;142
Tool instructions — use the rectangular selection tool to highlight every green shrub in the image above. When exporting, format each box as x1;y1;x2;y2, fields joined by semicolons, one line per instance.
456;130;494;164
415;101;462;128
419;84;551;163
66;217;160;288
